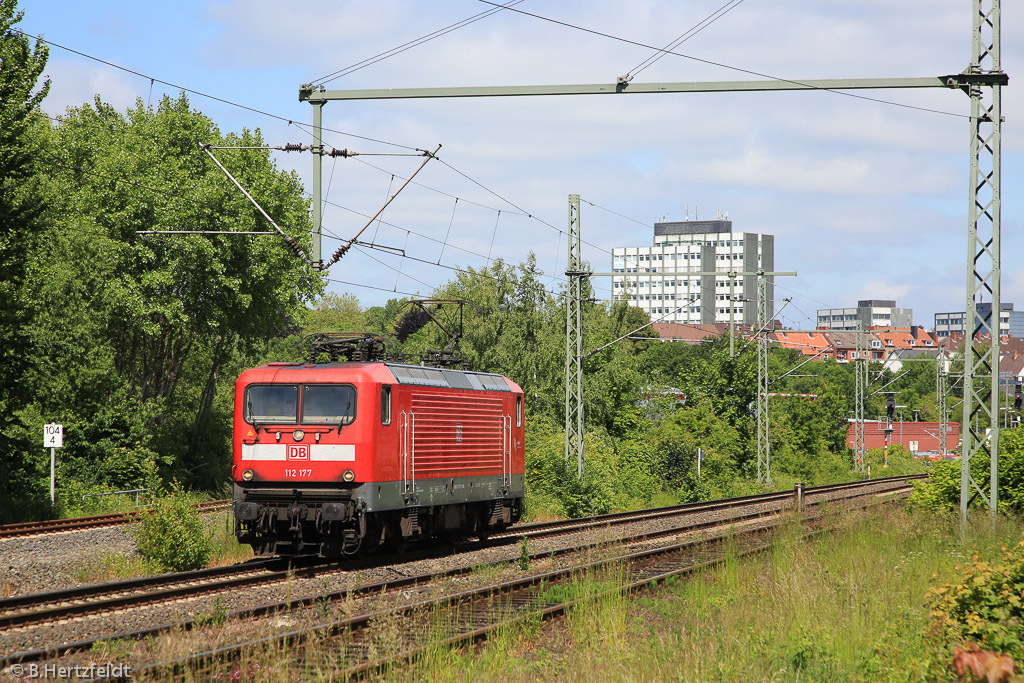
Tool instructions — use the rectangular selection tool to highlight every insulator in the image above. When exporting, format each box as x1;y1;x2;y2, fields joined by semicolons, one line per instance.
329;243;350;263
282;234;309;262
281;143;305;152
328;148;354;158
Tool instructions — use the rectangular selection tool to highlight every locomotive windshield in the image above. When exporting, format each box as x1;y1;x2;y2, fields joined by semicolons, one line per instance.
301;384;356;425
244;385;298;424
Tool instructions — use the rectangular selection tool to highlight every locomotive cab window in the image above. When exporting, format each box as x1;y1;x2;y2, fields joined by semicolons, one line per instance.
516;395;522;427
244;385;298;424
301;384;356;425
380;385;392;425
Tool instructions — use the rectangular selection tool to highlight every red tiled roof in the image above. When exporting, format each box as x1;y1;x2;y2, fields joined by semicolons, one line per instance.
653;323;728;342
771;331;832;358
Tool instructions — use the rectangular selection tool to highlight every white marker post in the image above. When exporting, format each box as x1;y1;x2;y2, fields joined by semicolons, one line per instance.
44;423;63;506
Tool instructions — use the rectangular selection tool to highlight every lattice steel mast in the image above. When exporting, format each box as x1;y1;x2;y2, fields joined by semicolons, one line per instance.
853;324;867;474
565;195;587;479
961;0;1004;523
756;276;771;484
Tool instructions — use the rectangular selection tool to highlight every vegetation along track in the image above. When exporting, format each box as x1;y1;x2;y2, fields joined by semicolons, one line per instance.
0;475;918;674
139;476;915;680
0;500;231;539
0;476;917;641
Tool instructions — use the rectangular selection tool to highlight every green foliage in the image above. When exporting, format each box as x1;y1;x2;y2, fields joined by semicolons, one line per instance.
0;86;324;519
75;552;161;583
907;459;962;512
927;535;1024;660
869;443;928;477
524;417;614;517
518;536;530;571
194;596;229;627
646;399;745;500
909;427;1024;513
131;483;211;572
0;0;52;522
307;292;367;333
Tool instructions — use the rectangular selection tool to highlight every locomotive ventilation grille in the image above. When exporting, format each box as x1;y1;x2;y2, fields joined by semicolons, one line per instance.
411;393;506;477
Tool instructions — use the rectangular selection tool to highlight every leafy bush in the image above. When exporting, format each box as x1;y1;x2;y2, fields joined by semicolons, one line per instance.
927;534;1024;661
907;459;961;512
130;483;211;572
524;417;614;517
909;426;1024;513
868;443;928;476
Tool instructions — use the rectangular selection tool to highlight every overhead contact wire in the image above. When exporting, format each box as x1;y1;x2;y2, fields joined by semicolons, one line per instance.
15;28;422;151
311;1;524;85
475;1;967;119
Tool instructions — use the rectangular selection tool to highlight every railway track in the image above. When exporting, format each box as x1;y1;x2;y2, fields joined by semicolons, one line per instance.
0;476;918;635
0;475;919;673
143;482;910;681
0;487;792;636
0;500;231;539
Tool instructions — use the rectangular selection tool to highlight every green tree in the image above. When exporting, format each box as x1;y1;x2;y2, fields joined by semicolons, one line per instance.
0;0;51;520
909;426;1024;513
6;94;324;517
308;292;367;332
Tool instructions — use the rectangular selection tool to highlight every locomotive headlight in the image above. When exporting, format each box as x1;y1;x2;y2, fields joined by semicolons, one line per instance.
242;469;254;481
292;429;305;442
342;469;356;483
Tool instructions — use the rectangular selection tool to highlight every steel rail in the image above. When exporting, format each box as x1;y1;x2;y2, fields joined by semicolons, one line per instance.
0;500;231;539
313;494;906;679
1;500;789;667
0;486;784;632
0;476;917;668
142;489;904;680
50;478;914;676
0;475;917;633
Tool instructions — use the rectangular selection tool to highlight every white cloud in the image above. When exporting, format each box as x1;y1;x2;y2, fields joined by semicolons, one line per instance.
23;0;1024;323
857;279;913;301
42;59;145;115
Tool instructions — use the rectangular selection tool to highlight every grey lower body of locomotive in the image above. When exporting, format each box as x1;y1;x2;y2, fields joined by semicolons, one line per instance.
233;474;525;556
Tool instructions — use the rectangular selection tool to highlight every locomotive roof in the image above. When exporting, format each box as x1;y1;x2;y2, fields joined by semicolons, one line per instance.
384;363;514;392
243;361;521;394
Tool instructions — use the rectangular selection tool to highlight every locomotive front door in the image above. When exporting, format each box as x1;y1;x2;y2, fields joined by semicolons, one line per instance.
401;411;415;495
503;414;511;487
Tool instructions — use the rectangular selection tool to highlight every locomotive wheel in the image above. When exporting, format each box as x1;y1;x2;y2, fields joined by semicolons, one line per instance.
384;514;408;554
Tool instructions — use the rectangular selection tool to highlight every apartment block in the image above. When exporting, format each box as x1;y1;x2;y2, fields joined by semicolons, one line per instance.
935;302;1024;338
611;219;774;325
817;300;912;330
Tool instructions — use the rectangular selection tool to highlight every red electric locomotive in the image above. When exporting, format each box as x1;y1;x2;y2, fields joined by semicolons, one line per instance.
231;355;525;556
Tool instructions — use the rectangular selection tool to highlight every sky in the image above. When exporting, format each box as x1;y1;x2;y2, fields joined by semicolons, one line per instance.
20;0;1024;330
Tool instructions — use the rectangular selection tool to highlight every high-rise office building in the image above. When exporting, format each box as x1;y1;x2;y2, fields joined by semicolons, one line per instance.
611;219;775;325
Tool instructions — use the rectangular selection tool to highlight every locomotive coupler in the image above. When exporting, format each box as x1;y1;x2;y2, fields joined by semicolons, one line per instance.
257;507;276;534
288;504;307;532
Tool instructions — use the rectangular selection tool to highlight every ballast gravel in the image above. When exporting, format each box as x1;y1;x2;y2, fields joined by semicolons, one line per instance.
0;479;912;667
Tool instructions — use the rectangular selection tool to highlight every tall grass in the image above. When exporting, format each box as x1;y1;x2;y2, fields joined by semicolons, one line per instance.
127;506;1020;681
390;507;1021;682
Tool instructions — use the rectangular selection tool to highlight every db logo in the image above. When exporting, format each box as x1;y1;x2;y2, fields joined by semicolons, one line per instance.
287;444;310;460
